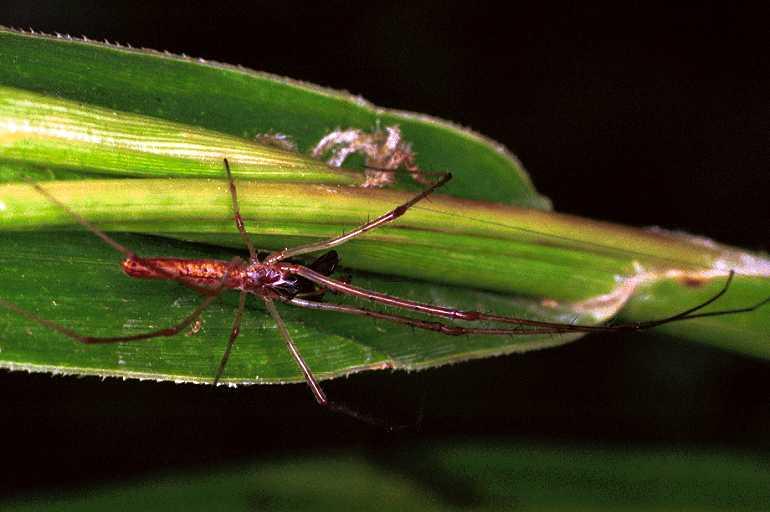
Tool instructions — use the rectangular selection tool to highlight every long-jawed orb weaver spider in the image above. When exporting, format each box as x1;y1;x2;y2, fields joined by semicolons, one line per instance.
1;159;766;424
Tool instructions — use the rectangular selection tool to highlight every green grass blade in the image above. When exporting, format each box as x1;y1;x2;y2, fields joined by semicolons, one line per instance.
0;28;549;208
0;29;767;384
1;179;767;382
6;442;770;511
0;85;362;184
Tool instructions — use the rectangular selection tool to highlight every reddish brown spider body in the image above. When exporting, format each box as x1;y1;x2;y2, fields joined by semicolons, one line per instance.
122;254;337;302
123;257;290;300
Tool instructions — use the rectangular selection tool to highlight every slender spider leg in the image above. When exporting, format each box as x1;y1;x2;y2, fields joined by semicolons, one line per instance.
263;297;393;427
223;158;258;261
264;172;452;263
613;270;767;328
32;183;135;259
285;297;567;336
31;182;220;297
660;295;770;321
288;286;769;335
286;266;765;334
262;297;327;404
0;257;240;345
213;290;247;385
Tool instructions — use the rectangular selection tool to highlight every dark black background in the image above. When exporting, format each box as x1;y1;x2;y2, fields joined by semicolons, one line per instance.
1;1;768;498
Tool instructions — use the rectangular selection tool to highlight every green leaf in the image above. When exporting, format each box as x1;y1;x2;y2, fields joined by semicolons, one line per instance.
6;442;770;511
0;85;362;184
0;29;548;207
0;29;768;385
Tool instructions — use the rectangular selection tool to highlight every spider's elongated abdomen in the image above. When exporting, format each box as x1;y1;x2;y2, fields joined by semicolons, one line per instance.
120;255;333;300
122;257;235;281
121;257;250;291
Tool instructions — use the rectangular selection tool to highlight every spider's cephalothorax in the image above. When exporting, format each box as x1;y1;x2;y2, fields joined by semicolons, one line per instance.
253;251;340;301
